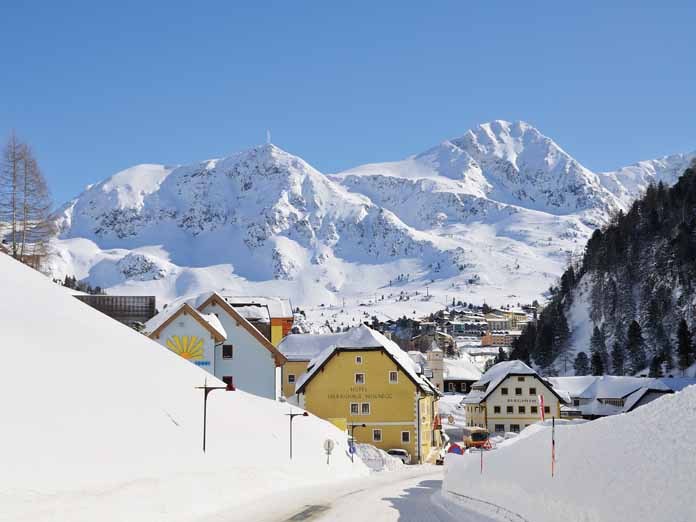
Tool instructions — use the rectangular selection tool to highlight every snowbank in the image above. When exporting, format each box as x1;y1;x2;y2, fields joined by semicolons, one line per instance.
354;444;404;472
0;254;368;521
443;386;696;522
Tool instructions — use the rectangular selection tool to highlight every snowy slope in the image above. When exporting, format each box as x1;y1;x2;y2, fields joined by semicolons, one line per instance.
443;385;696;521
47;121;695;318
0;253;368;522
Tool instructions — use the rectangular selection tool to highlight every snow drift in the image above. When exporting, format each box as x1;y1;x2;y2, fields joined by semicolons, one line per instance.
0;254;367;521
443;385;696;522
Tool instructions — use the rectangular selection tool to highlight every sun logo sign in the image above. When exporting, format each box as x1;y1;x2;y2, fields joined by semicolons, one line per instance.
166;335;205;361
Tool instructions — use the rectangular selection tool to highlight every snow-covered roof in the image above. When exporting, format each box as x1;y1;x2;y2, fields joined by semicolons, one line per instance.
407;351;427;373
279;330;369;361
443;355;482;382
463;360;557;404
222;296;292;318
201;313;227;340
294;325;438;395
231;305;271;323
548;376;662;400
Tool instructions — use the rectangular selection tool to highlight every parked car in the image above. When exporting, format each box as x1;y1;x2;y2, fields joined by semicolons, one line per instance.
386;448;411;464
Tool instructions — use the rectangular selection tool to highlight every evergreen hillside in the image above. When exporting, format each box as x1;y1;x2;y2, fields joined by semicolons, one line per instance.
513;160;696;376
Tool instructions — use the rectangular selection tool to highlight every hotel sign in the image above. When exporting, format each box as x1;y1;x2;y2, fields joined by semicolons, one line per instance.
327;386;393;400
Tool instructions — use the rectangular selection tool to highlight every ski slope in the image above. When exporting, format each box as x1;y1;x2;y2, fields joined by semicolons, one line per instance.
0;254;368;522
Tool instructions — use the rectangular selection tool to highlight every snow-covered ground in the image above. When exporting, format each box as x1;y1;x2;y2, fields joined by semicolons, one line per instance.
0;253;369;522
443;386;696;521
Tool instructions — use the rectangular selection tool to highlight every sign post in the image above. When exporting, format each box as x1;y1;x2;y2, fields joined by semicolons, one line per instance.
324;439;335;465
551;417;556;478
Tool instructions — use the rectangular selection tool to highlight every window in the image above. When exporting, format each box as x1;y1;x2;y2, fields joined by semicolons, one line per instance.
501;387;508;395
515;388;522;396
373;429;382;442
350;403;359;415
355;356;363;364
506;406;514;414
530;406;538;414
510;424;520;433
494;424;505;433
288;374;296;383
494;406;501;414
544;406;550;414
448;383;455;392
517;376;525;382
222;344;233;359
460;383;467;392
355;373;365;385
401;431;410;443
573;399;580;407
389;371;398;384
529;387;537;395
518;406;525;414
361;403;370;415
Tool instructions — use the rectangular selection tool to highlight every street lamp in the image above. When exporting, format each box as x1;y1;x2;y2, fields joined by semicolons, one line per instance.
280;397;308;460
195;377;235;453
348;423;366;463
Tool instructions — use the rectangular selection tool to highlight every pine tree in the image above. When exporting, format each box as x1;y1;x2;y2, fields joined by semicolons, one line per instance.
611;341;625;376
591;350;604;375
573;351;590;375
677;319;693;374
626;320;647;374
648;355;663;378
590;325;610;373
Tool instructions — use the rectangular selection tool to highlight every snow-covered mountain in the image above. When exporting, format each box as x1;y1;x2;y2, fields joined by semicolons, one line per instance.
48;120;695;311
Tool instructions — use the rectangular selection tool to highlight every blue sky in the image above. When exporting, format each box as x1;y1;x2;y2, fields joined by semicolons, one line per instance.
1;1;694;204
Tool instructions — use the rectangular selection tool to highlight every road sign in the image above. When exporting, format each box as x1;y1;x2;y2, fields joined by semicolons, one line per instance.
324;439;335;465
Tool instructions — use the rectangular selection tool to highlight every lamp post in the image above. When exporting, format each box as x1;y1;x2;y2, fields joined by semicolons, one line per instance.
195;377;235;453
280;398;308;460
348;423;366;463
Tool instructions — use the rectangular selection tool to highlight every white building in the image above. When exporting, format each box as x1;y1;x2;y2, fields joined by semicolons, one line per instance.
548;375;696;419
147;292;287;400
463;360;566;434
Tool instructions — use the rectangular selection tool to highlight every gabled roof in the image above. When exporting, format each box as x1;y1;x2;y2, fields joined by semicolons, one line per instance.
443;354;482;382
463;360;566;404
294;325;439;396
221;295;293;318
148;303;226;343
197;292;287;366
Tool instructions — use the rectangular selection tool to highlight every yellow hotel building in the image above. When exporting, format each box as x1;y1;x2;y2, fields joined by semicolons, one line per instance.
294;326;441;463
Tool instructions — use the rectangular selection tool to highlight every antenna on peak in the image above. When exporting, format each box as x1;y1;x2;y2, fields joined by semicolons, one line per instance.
266;129;271;145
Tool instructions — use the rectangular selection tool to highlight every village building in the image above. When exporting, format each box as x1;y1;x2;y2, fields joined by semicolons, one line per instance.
277;330;355;398
548;375;696;419
293;325;442;463
481;330;521;347
463;360;566;434
146;293;287;400
74;295;157;328
443;354;482;393
484;313;510;331
222;296;293;346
